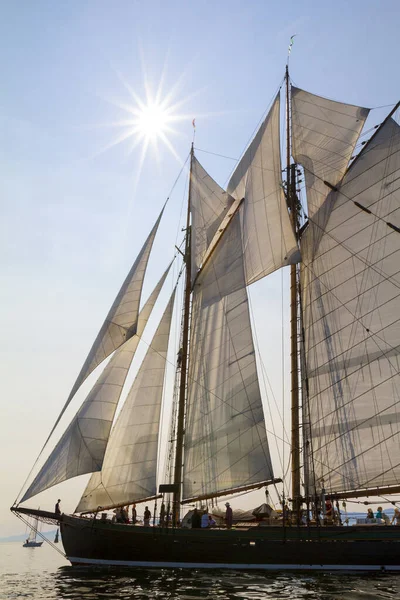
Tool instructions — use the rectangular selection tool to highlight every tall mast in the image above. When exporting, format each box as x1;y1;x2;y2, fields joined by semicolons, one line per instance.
172;144;193;526
286;65;301;520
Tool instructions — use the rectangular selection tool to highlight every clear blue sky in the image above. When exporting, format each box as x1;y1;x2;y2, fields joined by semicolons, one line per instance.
1;0;399;535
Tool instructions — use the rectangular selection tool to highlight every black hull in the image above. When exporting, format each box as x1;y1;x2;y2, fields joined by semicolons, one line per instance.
61;515;400;571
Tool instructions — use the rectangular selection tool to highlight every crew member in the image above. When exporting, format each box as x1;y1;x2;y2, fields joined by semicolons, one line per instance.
225;502;233;529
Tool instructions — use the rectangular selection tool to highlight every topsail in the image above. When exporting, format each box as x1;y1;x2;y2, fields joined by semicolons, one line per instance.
190;156;234;283
228;93;300;284
291;87;369;217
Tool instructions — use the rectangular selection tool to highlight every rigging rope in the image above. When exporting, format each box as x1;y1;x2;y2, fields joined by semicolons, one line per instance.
194;148;238;162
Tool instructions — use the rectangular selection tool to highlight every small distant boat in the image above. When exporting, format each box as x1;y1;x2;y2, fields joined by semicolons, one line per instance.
23;515;43;548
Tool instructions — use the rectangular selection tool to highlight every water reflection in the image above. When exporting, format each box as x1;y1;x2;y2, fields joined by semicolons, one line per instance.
52;567;400;600
1;542;400;600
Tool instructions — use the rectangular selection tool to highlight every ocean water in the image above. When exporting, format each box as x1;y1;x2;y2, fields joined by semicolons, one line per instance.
1;540;400;600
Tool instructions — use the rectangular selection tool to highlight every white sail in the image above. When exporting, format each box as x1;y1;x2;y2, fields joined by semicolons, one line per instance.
27;518;39;542
227;93;300;284
301;115;400;494
183;212;274;501
67;208;165;401
41;207;164;452
191;155;234;282
20;265;172;503
291;87;369;217
76;289;176;512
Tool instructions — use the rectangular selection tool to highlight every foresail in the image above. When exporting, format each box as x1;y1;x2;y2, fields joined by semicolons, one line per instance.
20;264;172;503
183;211;274;501
291;87;369;217
21;340;139;504
191;156;234;283
75;289;176;513
68;207;165;401
301;114;400;495
227;93;299;284
43;207;164;450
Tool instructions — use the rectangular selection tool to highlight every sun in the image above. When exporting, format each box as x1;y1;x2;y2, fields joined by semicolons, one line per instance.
93;64;196;170
92;60;228;176
135;102;171;140
90;60;231;176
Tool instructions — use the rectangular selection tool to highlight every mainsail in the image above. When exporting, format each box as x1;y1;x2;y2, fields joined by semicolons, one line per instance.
183;210;274;501
20;264;172;503
227;93;300;284
291;87;369;217
76;289;176;512
301;114;400;494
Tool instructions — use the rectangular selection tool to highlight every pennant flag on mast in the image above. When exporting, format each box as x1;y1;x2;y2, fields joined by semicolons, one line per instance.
288;34;297;55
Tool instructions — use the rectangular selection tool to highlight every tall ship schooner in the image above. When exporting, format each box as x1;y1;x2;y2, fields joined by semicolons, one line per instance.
11;65;400;571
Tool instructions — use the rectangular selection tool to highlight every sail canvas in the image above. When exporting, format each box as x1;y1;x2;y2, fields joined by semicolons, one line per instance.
301;116;400;494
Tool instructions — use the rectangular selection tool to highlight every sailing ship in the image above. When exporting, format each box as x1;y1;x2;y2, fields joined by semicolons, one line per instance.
11;65;400;571
23;515;43;548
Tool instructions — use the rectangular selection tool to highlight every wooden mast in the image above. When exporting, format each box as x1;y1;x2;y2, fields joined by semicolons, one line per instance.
172;144;193;526
286;65;301;520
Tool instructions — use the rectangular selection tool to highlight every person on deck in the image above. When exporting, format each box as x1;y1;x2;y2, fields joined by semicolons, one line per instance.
283;504;291;526
376;507;383;519
225;502;233;529
382;511;390;524
392;508;400;525
55;499;61;515
131;503;137;524
114;507;123;523
144;506;151;526
121;506;129;523
325;499;333;522
366;508;374;522
201;512;210;528
191;508;201;529
160;503;166;526
208;515;216;528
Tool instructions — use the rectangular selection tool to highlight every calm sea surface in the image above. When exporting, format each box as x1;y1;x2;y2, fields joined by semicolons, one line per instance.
1;541;400;600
